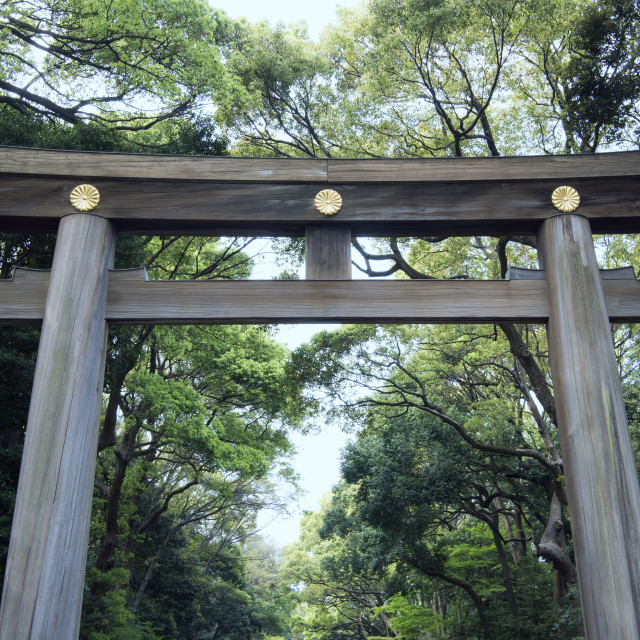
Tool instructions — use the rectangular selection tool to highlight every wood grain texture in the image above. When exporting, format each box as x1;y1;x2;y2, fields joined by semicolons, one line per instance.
0;214;115;640
3;145;639;182
0;146;639;236
602;279;640;320
328;151;640;182
0;269;49;322
107;276;551;324
305;226;352;279
1;176;640;236
4;270;640;324
540;214;640;640
0;145;327;182
507;266;637;281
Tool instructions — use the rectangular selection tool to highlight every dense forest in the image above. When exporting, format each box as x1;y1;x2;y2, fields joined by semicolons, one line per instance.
1;0;640;639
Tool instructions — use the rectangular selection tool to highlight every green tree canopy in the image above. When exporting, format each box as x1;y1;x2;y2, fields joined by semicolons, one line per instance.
0;0;234;130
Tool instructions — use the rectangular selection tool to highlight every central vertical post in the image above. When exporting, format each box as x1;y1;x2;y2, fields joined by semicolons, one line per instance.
539;213;640;639
0;212;115;640
305;226;352;279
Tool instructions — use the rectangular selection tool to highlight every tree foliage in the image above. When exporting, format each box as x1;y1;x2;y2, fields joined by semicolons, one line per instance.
2;0;640;638
220;0;640;158
0;0;236;130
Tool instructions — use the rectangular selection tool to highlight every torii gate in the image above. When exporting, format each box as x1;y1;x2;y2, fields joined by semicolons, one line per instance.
0;145;640;639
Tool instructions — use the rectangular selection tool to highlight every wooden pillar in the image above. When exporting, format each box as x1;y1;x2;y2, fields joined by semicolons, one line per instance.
0;213;115;640
305;226;351;279
539;213;640;639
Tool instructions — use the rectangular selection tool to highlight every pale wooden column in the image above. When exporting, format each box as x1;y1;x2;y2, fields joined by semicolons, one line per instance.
0;212;115;640
539;213;640;639
305;226;351;279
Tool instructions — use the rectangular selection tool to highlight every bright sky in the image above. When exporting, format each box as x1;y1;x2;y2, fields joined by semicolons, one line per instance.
257;297;352;547
252;323;352;547
211;0;360;41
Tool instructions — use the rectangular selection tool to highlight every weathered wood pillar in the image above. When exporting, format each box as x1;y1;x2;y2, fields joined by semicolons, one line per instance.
539;213;640;639
305;226;352;279
0;212;115;640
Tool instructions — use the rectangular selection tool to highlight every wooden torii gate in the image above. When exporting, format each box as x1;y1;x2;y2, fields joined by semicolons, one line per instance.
1;145;640;639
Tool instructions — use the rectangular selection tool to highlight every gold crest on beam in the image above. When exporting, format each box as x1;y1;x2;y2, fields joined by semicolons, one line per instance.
551;186;580;213
70;184;100;211
314;189;342;216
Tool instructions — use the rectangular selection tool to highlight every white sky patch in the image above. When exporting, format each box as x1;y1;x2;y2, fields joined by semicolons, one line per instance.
210;0;362;41
257;425;351;547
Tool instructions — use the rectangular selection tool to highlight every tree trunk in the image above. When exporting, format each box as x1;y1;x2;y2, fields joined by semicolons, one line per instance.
94;416;144;572
429;568;491;639
94;451;129;572
433;589;447;639
495;495;525;564
132;524;179;610
537;491;577;605
491;512;521;633
514;511;526;562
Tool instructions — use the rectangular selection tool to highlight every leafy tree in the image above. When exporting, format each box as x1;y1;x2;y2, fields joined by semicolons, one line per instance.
286;310;586;637
243;536;299;638
516;0;640;153
220;21;340;158
219;0;640;158
282;501;398;640
85;270;303;638
0;0;234;131
0;106;228;154
334;409;564;639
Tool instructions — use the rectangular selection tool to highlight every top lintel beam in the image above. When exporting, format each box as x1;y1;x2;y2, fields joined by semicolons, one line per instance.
1;146;640;237
3;145;640;183
0;146;328;182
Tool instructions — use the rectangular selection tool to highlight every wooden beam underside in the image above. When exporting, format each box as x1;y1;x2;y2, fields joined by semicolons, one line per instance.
1;147;640;236
3;269;640;324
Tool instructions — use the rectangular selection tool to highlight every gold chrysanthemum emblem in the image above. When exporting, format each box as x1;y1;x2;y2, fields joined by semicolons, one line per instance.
314;189;342;215
70;184;100;211
551;186;580;213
